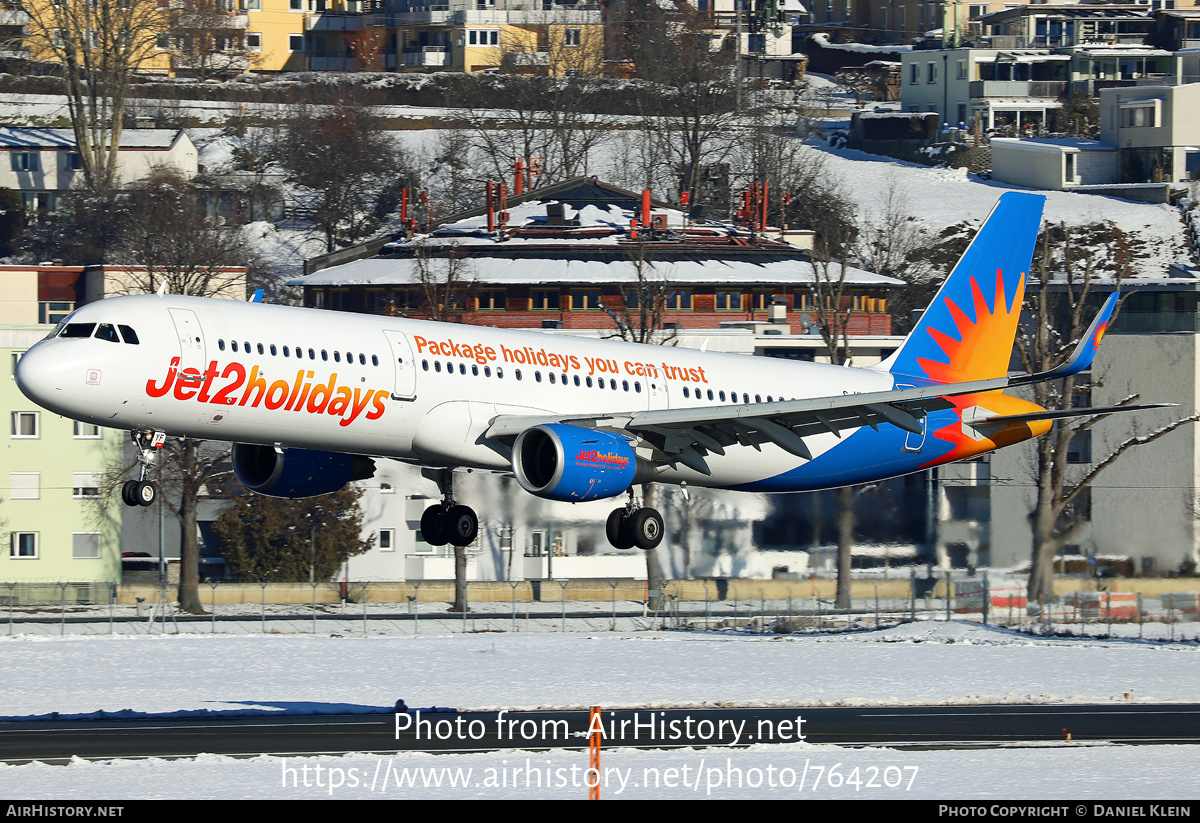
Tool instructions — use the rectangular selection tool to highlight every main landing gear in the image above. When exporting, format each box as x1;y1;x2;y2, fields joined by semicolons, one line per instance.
607;490;664;551
419;468;479;548
121;430;164;508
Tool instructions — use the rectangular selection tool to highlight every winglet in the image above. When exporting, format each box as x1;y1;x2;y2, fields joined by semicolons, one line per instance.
1013;292;1117;386
250;289;264;303
156;281;167;296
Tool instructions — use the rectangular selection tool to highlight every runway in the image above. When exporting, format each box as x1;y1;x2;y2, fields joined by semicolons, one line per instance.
3;703;1198;763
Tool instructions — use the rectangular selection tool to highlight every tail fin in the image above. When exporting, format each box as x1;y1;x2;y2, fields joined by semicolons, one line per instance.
883;192;1045;384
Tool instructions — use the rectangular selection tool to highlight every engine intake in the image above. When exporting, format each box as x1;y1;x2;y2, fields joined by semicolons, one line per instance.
513;424;643;502
232;443;375;499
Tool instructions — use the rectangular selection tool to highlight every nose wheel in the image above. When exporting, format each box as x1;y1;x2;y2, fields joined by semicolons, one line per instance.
606;505;664;551
121;429;165;508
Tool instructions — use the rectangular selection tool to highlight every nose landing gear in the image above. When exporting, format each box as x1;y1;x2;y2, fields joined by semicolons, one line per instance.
121;430;165;508
606;490;664;551
418;468;479;548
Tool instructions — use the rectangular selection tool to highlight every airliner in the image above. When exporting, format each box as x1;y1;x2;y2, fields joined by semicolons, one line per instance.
14;192;1161;551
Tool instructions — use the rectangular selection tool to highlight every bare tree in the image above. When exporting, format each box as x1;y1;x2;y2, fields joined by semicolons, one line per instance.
1016;223;1199;609
108;167;257;614
280;95;414;253
410;238;477;613
598;242;679;607
22;0;166;189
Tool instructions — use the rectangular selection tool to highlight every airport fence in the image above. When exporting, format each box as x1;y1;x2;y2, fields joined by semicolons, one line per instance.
1;575;1198;640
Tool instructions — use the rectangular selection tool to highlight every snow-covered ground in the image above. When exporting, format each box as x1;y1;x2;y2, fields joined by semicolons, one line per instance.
1;623;1197;798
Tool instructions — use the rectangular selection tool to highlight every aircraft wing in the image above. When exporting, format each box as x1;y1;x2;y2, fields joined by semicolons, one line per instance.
484;377;1011;476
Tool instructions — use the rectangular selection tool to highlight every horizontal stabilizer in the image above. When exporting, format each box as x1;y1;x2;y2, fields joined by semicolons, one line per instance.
972;402;1176;427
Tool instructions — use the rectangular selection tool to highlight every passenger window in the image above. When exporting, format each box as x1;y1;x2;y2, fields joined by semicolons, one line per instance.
586;377;593;388
719;391;726;402
270;345;277;356
359;354;366;365
610;379;616;390
334;352;341;362
473;365;480;376
683;387;690;398
574;376;580;386
535;372;542;383
755;395;762;403
459;363;466;375
257;343;264;355
548;372;555;384
622;380;628;391
497;368;504;379
515;370;523;381
372;355;379;366
635;382;641;393
244;341;250;352
422;360;429;371
434;361;441;372
321;350;328;361
95;324;120;343
308;348;315;360
707;390;714;401
485;366;492;377
218;339;226;351
118;325;140;345
231;341;239;352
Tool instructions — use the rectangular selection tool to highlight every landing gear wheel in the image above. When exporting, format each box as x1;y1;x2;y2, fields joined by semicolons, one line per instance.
134;480;157;507
121;480;140;508
607;508;636;550
420;505;448;547
629;508;664;550
442;505;478;547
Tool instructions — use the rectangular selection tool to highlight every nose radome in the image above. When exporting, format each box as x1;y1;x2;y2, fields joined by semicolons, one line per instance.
15;342;76;415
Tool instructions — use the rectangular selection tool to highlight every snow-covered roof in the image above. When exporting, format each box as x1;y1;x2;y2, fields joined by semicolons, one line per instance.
809;33;913;53
290;256;902;288
1075;47;1173;58
992;137;1113;153
0;128;186;150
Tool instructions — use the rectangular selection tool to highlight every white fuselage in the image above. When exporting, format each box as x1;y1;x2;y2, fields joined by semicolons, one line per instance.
16;294;896;490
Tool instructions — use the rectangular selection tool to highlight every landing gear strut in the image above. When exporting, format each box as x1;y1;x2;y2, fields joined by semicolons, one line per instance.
606;489;664;551
419;468;478;548
121;430;164;508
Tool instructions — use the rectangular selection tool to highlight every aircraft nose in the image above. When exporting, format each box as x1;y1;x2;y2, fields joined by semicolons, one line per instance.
15;342;74;412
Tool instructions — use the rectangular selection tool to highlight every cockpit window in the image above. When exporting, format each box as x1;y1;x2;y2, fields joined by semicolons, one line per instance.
95;324;120;343
60;323;95;338
118;325;139;345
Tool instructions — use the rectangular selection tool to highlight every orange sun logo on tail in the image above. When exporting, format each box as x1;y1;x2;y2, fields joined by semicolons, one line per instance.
916;268;1025;385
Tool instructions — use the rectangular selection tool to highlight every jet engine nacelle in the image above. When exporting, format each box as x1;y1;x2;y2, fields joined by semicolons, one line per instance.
512;424;647;502
232;443;375;499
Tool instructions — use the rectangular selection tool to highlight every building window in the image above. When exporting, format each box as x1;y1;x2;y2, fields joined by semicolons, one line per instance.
73;421;101;438
73;532;100;559
289;33;304;51
1067;430;1091;463
11;411;38;438
10;533;37;558
73;472;101;498
927;62;938;83
957;59;967;80
571;289;601;311
246;32;262;51
38;301;73;324
246;0;261;8
65;152;83;171
379;529;395;551
909;63;919;84
664;289;692;311
715;290;743;311
564;27;580;46
10;350;22;376
10;152;38;172
477;289;505;311
9;472;39;500
530;289;560;311
1121;101;1160;128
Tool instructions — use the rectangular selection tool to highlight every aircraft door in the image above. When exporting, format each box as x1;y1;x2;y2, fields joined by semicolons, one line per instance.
382;329;417;400
168;308;207;375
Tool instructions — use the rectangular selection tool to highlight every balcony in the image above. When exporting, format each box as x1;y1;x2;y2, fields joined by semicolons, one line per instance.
367;5;599;25
969;80;1067;98
307;12;365;31
173;10;249;29
401;45;450;67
